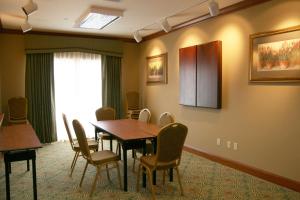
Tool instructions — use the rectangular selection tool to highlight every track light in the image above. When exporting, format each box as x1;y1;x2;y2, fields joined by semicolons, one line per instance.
208;0;219;17
133;31;142;43
160;18;172;33
21;17;32;33
22;0;38;16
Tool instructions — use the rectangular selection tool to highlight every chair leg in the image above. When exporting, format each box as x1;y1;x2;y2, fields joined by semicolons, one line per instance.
162;170;166;185
101;138;104;150
70;152;77;169
115;162;122;189
136;164;142;192
90;166;101;197
175;167;184;196
132;150;137;172
70;152;79;177
116;142;120;155
146;168;156;200
80;161;89;187
106;164;111;181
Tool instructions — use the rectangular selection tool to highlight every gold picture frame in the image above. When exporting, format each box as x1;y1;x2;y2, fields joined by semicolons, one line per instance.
146;53;168;84
249;25;300;82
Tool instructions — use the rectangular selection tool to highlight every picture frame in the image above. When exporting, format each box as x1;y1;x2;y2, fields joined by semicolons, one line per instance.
249;25;300;82
146;53;168;84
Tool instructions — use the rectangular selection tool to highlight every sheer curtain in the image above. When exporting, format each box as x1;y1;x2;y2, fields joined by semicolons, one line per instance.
54;52;102;141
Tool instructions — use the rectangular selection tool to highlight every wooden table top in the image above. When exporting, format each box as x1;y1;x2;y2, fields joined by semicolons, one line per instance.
0;124;42;152
91;119;160;141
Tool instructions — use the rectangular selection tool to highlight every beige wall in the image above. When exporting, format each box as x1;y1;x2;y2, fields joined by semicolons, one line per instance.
0;34;26;117
138;0;300;181
122;42;140;114
0;33;139;121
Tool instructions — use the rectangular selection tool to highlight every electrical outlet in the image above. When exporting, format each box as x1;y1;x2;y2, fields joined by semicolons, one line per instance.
233;142;238;150
227;141;231;149
217;138;221;146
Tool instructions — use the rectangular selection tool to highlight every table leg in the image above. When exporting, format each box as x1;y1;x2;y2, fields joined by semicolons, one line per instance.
169;168;173;182
8;162;11;174
32;152;37;200
94;128;98;141
152;139;157;185
4;155;11;200
110;136;113;151
122;145;128;191
142;141;146;188
27;159;30;171
118;142;121;160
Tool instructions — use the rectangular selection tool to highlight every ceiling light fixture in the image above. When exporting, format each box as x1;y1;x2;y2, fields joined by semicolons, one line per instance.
21;16;32;33
76;6;123;29
208;0;219;17
133;31;142;43
22;0;38;16
160;18;172;33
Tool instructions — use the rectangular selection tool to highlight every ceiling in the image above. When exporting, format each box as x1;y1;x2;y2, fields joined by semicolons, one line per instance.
0;0;244;39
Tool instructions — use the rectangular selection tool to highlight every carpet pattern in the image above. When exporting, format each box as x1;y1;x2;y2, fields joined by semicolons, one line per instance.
0;142;299;200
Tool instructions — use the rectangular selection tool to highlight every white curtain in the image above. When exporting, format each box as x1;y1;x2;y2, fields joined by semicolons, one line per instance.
54;52;102;141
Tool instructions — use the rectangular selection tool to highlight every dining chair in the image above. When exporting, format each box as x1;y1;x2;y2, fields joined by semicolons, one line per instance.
158;112;175;184
158;112;175;128
72;119;122;197
138;108;151;123
144;112;175;156
62;113;98;177
136;123;188;200
95;107;120;153
8;97;28;124
7;97;30;171
125;91;141;119
133;108;151;171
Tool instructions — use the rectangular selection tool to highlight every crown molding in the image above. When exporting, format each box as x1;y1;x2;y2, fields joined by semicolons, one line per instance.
0;28;136;43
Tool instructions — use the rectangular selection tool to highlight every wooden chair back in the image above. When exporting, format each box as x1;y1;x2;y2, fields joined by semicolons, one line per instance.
0;113;4;127
156;123;187;165
138;108;151;123
95;107;116;121
126;91;140;110
62;113;76;149
72;119;91;160
8;97;27;122
158;112;175;128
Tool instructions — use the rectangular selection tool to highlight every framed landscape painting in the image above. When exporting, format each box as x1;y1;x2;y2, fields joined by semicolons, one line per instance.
146;53;168;84
249;25;300;82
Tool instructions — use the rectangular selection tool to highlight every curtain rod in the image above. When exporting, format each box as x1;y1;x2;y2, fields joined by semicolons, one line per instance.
25;47;123;57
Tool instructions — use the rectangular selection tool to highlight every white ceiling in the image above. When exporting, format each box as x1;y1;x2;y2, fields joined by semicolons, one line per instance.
0;0;243;39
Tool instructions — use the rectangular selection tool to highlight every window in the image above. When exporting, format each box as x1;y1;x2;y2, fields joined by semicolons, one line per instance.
54;52;102;140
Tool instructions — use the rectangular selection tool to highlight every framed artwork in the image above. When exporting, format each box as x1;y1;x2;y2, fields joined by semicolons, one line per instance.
146;53;168;84
249;25;300;82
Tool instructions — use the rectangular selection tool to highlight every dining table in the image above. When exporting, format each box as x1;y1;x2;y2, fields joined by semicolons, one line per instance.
0;123;42;200
91;118;160;191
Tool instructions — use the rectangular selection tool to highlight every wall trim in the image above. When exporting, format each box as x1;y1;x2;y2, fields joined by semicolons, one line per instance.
183;145;300;192
0;28;136;43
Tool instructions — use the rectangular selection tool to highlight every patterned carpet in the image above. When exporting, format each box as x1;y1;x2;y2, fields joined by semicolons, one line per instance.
0;142;299;200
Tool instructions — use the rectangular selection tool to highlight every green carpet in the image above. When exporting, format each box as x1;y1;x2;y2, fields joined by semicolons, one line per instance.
0;142;299;200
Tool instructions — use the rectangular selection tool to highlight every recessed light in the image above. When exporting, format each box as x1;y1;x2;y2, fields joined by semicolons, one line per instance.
76;6;123;30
